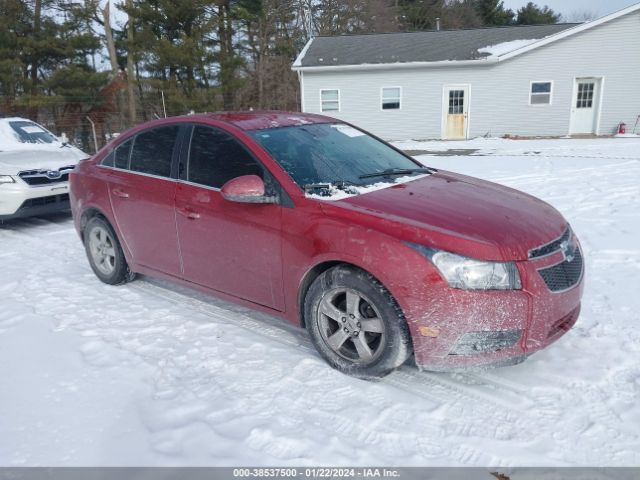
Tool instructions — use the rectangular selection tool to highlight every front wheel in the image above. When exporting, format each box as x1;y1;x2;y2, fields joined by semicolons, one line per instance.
304;265;413;379
84;216;135;285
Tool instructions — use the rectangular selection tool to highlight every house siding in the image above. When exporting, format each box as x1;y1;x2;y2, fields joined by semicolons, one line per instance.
300;10;640;140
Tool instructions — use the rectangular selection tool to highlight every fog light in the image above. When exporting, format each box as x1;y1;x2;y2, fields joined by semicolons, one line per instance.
449;330;522;356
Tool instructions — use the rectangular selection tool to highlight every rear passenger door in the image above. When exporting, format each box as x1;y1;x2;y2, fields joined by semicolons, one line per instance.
104;125;183;276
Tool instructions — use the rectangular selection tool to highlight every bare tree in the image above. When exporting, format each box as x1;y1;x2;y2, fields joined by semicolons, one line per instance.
101;1;119;73
126;0;137;123
564;10;599;23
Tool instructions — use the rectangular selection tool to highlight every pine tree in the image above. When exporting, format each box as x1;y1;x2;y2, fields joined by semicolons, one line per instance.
516;2;560;25
474;0;515;26
398;0;444;31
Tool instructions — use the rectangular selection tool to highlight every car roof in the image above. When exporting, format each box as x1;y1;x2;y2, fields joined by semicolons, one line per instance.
192;111;338;131
0;117;36;124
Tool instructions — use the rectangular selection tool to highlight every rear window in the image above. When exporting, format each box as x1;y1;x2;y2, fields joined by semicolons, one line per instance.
9;121;57;144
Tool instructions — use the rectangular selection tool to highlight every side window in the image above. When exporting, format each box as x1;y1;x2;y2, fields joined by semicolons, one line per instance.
115;139;132;169
101;151;115;167
188;126;263;188
320;89;340;112
129;126;180;177
101;139;132;168
381;87;401;110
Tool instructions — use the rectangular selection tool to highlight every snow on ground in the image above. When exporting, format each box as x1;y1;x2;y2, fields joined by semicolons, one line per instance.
1;137;639;466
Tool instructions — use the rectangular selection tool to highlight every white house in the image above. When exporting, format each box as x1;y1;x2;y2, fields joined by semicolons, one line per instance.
292;3;640;141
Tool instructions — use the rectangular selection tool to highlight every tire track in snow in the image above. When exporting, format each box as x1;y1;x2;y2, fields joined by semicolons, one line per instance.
134;276;534;416
132;274;545;460
130;277;546;464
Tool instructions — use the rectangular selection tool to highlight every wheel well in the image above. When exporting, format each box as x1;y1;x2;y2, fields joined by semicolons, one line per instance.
79;208;109;243
298;260;365;329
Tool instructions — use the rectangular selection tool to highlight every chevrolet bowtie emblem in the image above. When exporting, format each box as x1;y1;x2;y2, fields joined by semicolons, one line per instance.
560;240;575;262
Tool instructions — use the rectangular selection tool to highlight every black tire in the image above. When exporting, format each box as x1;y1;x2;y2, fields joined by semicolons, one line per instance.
84;216;135;285
304;265;413;379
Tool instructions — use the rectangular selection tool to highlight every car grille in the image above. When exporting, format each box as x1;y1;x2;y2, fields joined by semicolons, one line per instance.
21;193;70;208
538;247;583;292
529;227;571;259
18;165;75;186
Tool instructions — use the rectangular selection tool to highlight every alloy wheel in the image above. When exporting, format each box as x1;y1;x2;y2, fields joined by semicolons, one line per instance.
88;226;116;276
316;288;386;364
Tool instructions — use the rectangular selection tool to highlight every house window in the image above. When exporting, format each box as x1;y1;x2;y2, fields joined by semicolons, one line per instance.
320;89;340;112
449;90;465;114
381;87;401;110
576;82;595;108
530;82;552;105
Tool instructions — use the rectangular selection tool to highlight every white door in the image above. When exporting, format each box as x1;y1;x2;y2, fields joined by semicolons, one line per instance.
570;78;602;135
443;85;469;140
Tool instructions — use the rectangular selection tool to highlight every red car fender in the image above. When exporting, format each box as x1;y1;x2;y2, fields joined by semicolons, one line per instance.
288;213;444;329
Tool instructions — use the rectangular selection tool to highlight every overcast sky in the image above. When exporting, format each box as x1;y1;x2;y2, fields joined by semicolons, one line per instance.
503;0;637;20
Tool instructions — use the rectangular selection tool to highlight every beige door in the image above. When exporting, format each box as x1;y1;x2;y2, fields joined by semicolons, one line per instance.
444;86;469;139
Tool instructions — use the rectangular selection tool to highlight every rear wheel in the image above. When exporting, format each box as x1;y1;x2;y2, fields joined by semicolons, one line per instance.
305;265;412;379
84;216;135;285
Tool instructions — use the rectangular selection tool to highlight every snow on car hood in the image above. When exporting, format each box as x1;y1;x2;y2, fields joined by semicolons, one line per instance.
0;147;88;175
326;170;567;261
305;174;429;200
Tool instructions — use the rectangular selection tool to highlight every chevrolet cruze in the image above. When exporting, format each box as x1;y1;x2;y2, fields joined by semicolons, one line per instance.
70;112;584;378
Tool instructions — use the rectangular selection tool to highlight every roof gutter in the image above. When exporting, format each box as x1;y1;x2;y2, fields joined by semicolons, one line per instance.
292;57;498;73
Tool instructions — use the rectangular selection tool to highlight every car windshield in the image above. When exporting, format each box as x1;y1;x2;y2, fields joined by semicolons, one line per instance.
9;120;57;144
248;123;426;190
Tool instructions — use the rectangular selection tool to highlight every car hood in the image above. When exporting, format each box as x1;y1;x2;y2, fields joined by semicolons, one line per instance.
330;171;567;261
0;147;87;175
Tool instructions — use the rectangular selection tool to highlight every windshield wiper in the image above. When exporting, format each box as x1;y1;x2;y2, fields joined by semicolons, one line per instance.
303;183;333;193
303;180;357;193
359;167;433;180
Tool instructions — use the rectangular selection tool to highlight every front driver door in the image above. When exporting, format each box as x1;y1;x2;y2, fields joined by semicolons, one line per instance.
174;125;285;310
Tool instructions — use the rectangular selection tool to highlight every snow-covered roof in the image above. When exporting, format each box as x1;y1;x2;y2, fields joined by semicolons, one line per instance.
293;2;640;71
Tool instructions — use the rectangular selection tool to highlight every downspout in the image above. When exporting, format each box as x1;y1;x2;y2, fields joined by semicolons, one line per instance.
298;70;305;112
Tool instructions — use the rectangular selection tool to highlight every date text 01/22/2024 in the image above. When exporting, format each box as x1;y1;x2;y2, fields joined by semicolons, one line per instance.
232;468;401;478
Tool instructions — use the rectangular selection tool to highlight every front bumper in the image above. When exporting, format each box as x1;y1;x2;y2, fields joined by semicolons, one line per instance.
0;180;71;220
397;240;584;372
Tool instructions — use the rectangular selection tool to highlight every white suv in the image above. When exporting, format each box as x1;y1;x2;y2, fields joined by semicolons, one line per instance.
0;117;88;221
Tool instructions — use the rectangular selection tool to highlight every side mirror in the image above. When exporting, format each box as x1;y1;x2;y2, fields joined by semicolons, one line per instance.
220;175;278;204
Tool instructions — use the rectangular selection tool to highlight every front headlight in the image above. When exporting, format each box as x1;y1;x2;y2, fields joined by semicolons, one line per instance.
0;175;15;184
406;243;522;290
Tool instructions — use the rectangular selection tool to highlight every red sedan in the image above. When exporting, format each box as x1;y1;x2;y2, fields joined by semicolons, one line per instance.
70;112;584;378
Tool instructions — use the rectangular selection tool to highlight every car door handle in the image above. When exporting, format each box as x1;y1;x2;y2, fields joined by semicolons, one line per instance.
177;207;200;220
112;188;129;199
